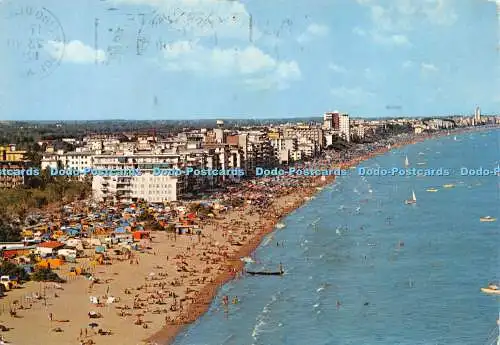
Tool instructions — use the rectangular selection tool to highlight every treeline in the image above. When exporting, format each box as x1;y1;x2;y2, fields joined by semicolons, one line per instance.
0;178;90;217
0;119;332;144
0;177;91;241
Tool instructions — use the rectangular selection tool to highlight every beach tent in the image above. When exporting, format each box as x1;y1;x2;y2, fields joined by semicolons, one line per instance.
64;228;80;236
133;231;149;240
95;246;106;253
114;227;126;234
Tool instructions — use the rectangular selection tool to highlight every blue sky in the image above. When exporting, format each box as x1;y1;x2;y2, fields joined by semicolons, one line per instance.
0;0;499;120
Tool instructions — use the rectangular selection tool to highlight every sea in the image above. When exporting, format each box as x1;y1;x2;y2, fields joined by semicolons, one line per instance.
172;129;500;345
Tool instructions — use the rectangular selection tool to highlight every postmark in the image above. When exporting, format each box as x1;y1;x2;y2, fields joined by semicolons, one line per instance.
2;2;66;78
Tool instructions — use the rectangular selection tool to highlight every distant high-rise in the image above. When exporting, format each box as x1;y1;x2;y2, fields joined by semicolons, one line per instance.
474;106;481;123
323;112;333;129
214;120;226;143
324;111;349;141
323;111;340;130
339;113;350;142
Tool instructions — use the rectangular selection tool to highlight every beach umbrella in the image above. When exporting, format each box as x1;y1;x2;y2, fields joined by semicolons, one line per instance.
88;322;98;328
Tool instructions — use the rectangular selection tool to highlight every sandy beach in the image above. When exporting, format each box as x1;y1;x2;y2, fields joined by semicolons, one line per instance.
0;127;493;345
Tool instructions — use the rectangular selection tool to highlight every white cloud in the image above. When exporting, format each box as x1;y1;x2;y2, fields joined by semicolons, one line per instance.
356;0;457;46
421;62;439;72
113;0;259;41
355;0;373;4
402;60;413;68
46;40;107;63
331;86;375;99
360;0;458;32
328;63;347;74
372;32;411;46
245;61;301;90
161;40;300;89
352;27;367;36
297;23;329;43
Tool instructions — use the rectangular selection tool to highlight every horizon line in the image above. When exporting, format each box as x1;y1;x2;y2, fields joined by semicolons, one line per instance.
2;114;498;123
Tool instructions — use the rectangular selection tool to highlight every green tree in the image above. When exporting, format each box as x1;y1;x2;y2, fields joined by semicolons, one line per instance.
0;261;30;281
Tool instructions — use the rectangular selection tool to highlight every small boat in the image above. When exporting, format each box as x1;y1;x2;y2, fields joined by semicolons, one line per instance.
426;188;438;192
405;190;416;205
246;264;284;276
417;162;426;166
246;270;284;276
480;216;497;222
481;283;500;295
443;184;455;188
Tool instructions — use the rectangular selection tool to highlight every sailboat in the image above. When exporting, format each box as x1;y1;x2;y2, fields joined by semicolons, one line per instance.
404;190;416;205
404;155;409;167
497;313;500;345
485;312;500;345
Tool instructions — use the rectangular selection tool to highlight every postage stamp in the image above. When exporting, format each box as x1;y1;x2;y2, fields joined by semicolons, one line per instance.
2;2;66;78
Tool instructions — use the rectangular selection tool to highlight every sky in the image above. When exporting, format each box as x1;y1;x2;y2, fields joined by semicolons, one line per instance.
0;0;499;121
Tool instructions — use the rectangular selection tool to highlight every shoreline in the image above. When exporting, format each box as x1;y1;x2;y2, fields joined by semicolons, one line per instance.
1;126;496;345
147;126;497;345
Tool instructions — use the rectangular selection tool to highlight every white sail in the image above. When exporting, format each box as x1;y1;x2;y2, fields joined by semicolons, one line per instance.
497;311;500;345
412;190;416;201
405;155;409;167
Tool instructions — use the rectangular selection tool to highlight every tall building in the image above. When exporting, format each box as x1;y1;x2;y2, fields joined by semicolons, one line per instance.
322;111;341;131
339;113;350;142
474;106;481;124
323;112;333;129
213;120;226;143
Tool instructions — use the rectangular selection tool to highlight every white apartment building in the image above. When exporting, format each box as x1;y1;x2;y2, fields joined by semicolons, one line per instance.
283;125;324;150
41;153;60;170
297;137;318;158
339;113;350;142
91;153;186;203
270;137;297;164
351;124;365;139
63;152;93;170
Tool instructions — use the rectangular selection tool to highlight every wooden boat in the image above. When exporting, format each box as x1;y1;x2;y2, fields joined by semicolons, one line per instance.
246;270;284;276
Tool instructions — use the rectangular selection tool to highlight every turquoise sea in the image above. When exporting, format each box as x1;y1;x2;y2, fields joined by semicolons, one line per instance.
172;130;500;345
